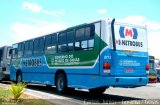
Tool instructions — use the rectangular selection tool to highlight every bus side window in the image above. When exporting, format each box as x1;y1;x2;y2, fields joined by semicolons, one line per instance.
67;30;74;51
0;49;3;61
13;48;18;59
29;41;33;56
75;25;95;51
24;40;33;57
45;34;57;55
33;37;44;56
33;38;39;55
39;37;45;55
51;35;57;53
45;35;51;54
88;39;94;49
85;25;95;50
18;43;24;58
81;40;87;49
58;32;67;53
75;28;85;50
24;41;28;56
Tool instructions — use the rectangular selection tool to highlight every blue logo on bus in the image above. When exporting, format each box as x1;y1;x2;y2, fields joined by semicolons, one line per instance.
119;26;138;39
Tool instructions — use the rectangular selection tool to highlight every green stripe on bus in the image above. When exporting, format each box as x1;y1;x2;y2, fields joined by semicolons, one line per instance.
46;34;107;67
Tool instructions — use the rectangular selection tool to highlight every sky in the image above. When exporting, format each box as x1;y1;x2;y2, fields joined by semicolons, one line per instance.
0;0;160;58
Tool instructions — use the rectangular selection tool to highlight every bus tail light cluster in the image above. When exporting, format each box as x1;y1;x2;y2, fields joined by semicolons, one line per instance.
146;64;150;74
103;62;110;73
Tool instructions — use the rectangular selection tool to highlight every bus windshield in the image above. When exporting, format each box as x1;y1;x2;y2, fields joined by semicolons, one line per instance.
114;23;148;52
149;61;156;75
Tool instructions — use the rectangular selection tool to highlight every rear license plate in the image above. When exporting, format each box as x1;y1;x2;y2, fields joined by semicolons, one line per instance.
125;68;134;73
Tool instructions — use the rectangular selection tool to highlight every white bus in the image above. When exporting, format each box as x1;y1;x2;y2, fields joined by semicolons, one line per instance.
0;46;12;81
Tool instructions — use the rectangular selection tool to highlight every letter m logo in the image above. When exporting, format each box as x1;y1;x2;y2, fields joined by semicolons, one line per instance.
125;29;132;37
119;26;138;39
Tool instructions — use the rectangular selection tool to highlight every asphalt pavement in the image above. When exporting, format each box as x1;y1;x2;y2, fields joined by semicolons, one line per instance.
0;81;160;105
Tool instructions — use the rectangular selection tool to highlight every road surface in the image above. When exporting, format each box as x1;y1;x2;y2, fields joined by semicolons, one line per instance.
0;81;160;105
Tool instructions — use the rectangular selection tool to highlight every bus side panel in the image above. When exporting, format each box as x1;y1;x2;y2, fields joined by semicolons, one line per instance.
24;73;55;85
10;55;100;85
67;74;113;89
67;74;148;89
10;66;16;81
10;57;20;81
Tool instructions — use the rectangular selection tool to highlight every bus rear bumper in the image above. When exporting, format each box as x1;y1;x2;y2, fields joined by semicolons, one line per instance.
109;77;148;87
68;75;148;89
149;78;157;83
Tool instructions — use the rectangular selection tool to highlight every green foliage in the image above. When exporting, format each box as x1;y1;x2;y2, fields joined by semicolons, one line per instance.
1;87;52;105
9;83;27;101
0;87;11;102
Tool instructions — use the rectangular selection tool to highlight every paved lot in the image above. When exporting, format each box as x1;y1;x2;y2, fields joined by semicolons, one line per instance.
0;81;160;105
105;83;160;99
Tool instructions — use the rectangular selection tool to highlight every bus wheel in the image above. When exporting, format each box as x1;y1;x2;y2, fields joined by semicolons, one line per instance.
55;73;67;94
16;72;22;84
89;87;107;95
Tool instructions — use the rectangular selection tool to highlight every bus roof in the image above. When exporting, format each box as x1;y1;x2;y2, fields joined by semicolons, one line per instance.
0;46;11;49
12;18;146;45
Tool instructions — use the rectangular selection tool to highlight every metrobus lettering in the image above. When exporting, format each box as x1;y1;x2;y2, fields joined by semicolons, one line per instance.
22;58;42;67
117;39;143;47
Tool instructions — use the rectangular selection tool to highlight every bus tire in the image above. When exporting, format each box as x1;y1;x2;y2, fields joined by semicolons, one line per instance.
16;71;22;84
55;73;67;94
89;87;107;95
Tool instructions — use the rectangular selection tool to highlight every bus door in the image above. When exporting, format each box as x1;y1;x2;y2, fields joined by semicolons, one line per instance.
111;22;148;76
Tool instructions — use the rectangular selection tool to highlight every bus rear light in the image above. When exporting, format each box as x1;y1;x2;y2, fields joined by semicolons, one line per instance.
146;64;150;74
103;62;110;73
